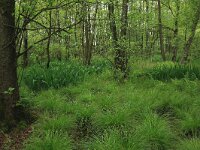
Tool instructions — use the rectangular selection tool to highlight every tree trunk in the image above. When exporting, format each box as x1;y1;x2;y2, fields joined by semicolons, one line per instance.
181;2;200;64
0;0;20;127
117;0;129;77
23;19;28;68
83;1;98;66
158;0;166;61
108;1;118;43
46;10;52;68
55;2;62;61
172;0;180;62
108;0;129;78
145;0;150;56
84;6;92;65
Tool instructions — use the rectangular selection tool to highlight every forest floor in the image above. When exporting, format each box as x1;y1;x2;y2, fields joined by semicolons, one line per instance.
2;60;200;150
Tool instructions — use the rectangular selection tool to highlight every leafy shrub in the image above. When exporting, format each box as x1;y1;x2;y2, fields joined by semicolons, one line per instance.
141;62;200;81
24;60;110;91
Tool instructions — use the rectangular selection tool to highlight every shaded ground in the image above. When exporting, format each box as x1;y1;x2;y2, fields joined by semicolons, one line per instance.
0;126;32;150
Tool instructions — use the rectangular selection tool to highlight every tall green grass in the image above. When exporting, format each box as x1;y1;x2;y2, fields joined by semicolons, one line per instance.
141;62;200;81
23;60;110;91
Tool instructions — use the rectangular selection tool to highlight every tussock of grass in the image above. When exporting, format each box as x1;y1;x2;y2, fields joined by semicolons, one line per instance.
86;129;125;150
177;138;200;150
24;131;72;150
127;113;177;150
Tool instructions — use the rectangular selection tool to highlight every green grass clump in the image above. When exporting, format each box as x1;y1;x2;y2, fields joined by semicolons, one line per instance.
127;113;177;150
24;131;72;150
142;62;200;81
177;138;200;150
37;114;75;132
180;107;200;138
87;129;125;150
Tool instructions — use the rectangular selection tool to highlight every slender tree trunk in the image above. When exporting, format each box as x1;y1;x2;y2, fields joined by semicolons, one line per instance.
46;10;52;68
172;0;180;62
74;4;78;51
23;18;28;68
84;9;92;65
56;4;62;61
158;0;166;61
83;1;98;66
0;0;20;127
89;1;99;61
117;0;129;77
108;1;118;43
145;0;150;56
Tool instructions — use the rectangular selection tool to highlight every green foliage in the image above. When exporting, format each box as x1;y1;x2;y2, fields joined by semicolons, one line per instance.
87;129;125;150
3;87;15;95
177;139;200;150
127;113;176;150
24;60;110;91
20;60;200;149
143;62;200;81
24;131;72;150
180;107;200;138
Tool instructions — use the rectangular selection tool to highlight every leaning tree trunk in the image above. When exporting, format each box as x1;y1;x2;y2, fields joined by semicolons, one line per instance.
180;2;200;64
0;0;20;127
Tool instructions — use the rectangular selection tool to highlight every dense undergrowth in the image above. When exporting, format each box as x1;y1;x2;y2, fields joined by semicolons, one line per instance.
139;61;200;81
23;59;111;91
16;60;200;149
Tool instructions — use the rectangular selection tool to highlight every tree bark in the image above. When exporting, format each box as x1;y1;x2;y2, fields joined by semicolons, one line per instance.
46;10;52;68
108;0;129;78
172;0;180;62
145;0;150;56
117;0;129;77
23;18;29;68
108;1;118;44
83;1;98;65
0;0;20;127
84;5;92;65
158;0;166;61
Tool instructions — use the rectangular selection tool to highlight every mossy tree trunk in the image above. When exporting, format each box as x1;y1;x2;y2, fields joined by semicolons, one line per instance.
108;0;129;78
